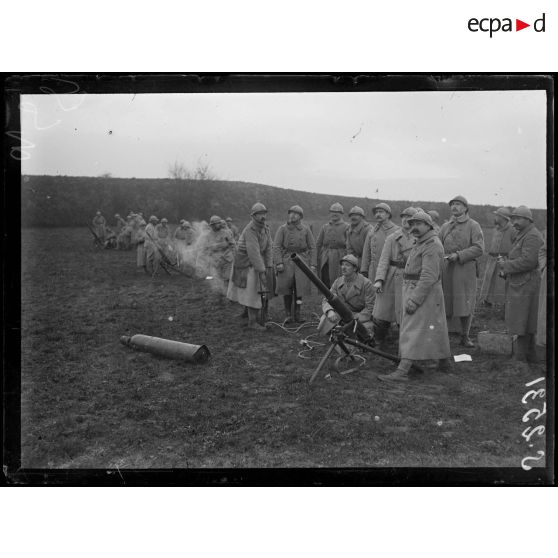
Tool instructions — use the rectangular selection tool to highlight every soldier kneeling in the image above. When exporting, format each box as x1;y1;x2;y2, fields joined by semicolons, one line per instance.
318;254;375;337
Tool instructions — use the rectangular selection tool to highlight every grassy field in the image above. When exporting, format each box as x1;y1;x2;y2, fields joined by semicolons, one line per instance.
20;226;547;469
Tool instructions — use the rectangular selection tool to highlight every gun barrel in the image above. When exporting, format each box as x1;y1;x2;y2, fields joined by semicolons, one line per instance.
290;253;354;325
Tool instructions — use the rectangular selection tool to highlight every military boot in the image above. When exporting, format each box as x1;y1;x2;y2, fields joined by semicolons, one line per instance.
377;367;410;383
247;308;267;331
239;305;248;319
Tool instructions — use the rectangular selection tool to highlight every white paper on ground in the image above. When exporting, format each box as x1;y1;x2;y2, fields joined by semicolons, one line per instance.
454;354;472;362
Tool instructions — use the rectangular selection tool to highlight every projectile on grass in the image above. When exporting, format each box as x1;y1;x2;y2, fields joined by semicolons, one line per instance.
120;334;210;363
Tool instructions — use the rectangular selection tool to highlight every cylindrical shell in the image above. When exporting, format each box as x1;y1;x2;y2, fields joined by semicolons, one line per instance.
120;334;210;363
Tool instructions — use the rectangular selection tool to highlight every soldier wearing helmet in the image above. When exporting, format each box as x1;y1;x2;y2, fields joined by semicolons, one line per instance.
92;210;107;242
153;217;177;267
361;202;398;284
198;215;236;292
173;219;197;271
318;254;375;337
379;211;451;382
346;206;371;267
227;202;274;331
143;216;159;273
316;202;349;288
273;205;317;323
536;230;547;350
498;205;544;362
478;207;515;308
372;207;418;348
225;217;239;242
439;195;485;348
114;213;127;232
426;210;441;234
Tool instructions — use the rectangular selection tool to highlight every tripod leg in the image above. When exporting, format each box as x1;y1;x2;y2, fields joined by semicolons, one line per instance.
309;342;338;384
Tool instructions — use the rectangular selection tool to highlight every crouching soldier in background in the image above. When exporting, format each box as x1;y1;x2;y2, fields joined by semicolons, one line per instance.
379;211;452;382
318;254;375;337
274;205;317;323
372;206;417;349
498;206;544;363
227;203;274;331
104;226;117;249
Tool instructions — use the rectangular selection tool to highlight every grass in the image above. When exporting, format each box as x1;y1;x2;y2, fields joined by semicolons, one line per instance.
20;227;547;469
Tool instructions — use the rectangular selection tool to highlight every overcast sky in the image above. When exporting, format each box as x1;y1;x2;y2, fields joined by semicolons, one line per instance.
21;90;547;208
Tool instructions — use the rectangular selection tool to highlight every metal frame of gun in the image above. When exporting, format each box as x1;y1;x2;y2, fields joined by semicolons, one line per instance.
290;253;423;383
145;230;187;277
87;224;105;249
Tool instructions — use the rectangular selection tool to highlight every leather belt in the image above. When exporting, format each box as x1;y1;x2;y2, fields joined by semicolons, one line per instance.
403;273;420;280
390;260;406;268
489;252;508;257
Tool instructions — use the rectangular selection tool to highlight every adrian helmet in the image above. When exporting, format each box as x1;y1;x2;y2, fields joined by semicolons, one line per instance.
288;205;304;217
348;206;365;217
250;202;268;215
329;202;344;213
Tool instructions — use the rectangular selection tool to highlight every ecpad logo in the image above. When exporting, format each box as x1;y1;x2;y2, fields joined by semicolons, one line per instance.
468;13;546;37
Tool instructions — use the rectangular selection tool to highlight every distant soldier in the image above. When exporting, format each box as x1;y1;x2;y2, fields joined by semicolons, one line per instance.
199;216;236;291
227;203;274;331
114;213;127;232
225;217;240;241
439;195;484;348
346;206;371;269
318;254;375;337
92;211;106;241
273;205;317;323
316;202;349;288
136;222;147;272
427;210;441;234
104;226;117;249
144;215;159;273
479;207;515;307
536;231;547;348
498;206;544;362
372;206;417;348
174;220;196;273
378;211;452;382
361;203;398;282
155;218;176;261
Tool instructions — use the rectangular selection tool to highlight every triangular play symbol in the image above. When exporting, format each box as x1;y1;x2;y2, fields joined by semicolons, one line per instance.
516;19;530;31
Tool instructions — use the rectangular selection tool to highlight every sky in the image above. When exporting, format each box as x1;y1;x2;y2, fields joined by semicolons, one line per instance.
20;90;548;208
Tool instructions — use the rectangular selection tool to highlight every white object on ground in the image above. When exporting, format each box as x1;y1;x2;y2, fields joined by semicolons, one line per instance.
168;316;173;322
453;354;472;362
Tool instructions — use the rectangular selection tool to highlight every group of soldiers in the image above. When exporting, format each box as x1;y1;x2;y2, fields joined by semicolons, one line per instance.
224;197;546;382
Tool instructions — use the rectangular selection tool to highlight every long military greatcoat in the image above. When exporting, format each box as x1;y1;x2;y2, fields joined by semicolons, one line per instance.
479;221;515;304
316;220;349;286
360;221;399;282
92;214;106;240
537;232;547;346
399;229;451;361
227;221;273;309
346;220;371;268
373;227;415;324
500;223;544;336
273;222;316;296
439;214;484;317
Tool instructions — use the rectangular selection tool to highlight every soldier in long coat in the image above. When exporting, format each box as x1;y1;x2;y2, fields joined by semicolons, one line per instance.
173;220;196;274
318;254;375;337
439;195;485;347
199;216;236;292
273;205;317;323
114;213;127;232
346;206;371;269
536;231;547;348
316;202;349;288
154;217;177;264
361;202;399;283
144;215;159;273
225;217;240;242
92;211;106;241
227;203;273;331
498;206;544;362
378;212;451;382
479;207;515;307
372;207;417;345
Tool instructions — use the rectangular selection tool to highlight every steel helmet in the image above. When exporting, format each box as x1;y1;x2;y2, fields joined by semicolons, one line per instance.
373;202;392;216
511;205;534;222
493;207;512;220
115;213;120;217
329;202;344;213
209;215;222;225
96;211;101;215
400;207;418;218
288;205;304;217
349;206;365;217
340;254;359;269
449;195;468;208
408;211;434;228
427;210;440;221
149;215;158;222
183;221;191;228
161;218;168;223
225;217;233;222
250;202;268;215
